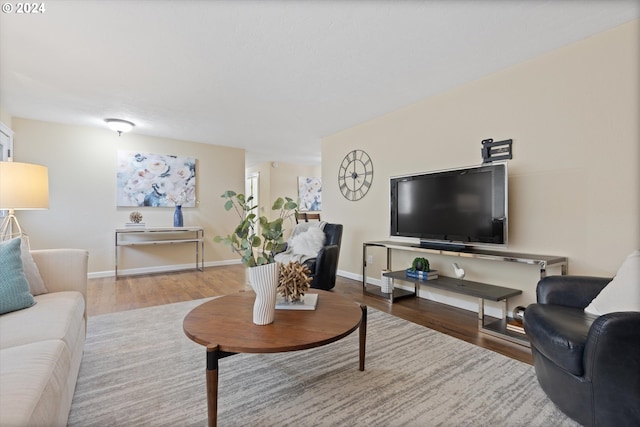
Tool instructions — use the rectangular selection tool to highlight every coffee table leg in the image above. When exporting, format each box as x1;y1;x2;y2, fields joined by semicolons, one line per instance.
206;346;219;427
359;305;367;371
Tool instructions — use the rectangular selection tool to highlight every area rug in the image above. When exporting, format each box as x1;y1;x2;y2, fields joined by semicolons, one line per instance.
68;298;577;426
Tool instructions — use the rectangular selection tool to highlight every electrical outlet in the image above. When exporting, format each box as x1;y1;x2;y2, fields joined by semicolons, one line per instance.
367;255;374;264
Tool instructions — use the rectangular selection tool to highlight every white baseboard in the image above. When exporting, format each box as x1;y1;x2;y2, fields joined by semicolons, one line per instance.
337;269;361;282
89;259;242;279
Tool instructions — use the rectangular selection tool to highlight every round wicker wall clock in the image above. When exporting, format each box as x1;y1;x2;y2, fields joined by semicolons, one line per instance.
338;149;373;201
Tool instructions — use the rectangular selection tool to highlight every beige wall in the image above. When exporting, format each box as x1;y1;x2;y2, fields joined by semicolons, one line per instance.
0;109;12;128
11;118;245;275
322;20;639;311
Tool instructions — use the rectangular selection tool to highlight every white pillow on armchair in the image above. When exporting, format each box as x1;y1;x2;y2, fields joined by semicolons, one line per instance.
274;225;326;264
289;227;326;257
585;250;640;315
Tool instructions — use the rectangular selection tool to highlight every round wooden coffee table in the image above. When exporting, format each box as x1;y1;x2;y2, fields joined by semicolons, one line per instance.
183;290;367;427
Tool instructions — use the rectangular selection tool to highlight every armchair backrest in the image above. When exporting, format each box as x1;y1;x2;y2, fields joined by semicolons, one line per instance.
307;223;343;290
323;223;343;249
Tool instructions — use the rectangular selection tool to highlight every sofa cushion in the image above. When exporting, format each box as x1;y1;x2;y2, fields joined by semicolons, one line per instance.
0;340;71;427
0;238;36;315
585;250;640;315
0;291;85;353
525;304;599;376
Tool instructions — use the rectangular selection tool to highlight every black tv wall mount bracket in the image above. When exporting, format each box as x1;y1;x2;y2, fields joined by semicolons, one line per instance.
481;138;513;163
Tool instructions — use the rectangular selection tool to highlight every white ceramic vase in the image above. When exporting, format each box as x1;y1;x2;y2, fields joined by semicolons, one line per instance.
247;262;280;325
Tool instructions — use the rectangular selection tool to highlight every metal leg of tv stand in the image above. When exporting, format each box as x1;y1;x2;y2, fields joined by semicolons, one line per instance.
362;244;409;303
386;247;395;303
477;298;506;329
478;298;529;346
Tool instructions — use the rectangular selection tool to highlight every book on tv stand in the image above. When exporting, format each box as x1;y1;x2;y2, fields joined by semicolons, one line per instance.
506;319;526;334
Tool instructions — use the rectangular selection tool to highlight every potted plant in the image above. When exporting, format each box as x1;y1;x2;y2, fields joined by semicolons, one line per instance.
406;257;438;280
214;190;297;324
409;257;430;272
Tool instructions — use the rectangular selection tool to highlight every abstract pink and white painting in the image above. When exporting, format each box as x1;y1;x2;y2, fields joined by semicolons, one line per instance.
117;151;196;207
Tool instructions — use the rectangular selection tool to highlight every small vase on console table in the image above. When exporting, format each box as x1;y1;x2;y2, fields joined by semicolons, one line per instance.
173;205;183;227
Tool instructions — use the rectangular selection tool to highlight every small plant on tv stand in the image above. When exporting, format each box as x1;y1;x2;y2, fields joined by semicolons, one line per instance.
410;257;430;272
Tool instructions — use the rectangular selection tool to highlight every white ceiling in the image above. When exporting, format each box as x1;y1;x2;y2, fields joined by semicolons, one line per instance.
1;1;638;166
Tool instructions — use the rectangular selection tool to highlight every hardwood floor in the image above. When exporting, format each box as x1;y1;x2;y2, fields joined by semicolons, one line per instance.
87;265;533;364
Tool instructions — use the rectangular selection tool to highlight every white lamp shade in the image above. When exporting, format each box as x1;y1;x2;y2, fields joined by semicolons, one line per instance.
0;161;49;210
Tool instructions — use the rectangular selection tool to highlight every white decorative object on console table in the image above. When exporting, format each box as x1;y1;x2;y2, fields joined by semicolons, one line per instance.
114;226;204;278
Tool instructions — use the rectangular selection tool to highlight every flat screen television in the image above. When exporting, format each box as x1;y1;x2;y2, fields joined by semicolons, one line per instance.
390;163;508;248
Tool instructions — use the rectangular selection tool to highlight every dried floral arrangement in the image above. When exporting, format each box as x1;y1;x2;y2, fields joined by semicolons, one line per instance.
277;262;312;302
129;211;143;223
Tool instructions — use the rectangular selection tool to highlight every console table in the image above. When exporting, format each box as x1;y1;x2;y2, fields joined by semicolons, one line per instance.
363;241;568;345
115;226;204;278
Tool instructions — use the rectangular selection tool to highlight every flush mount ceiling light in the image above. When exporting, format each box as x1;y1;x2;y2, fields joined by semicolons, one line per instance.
105;118;135;136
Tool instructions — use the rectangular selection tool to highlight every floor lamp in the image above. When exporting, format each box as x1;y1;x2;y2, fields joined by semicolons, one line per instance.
0;161;49;244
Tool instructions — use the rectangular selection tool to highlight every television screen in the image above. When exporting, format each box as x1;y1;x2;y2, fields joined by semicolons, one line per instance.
390;163;507;247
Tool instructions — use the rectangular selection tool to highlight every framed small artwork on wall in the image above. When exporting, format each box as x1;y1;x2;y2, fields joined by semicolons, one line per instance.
298;176;322;212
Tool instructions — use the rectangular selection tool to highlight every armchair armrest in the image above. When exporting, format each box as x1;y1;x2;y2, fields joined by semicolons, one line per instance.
584;312;640;422
313;245;339;269
536;275;611;308
30;249;89;301
309;245;340;290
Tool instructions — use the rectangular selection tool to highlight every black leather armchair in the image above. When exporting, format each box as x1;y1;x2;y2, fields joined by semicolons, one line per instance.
523;276;640;427
300;223;342;291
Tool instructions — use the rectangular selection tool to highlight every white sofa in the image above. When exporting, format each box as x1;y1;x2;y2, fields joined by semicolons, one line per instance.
0;249;88;427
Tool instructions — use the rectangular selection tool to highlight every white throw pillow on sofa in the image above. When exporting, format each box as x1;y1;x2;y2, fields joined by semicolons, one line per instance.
585;250;640;315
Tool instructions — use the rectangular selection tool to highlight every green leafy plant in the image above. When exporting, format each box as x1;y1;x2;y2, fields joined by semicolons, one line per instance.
410;257;430;272
213;190;298;267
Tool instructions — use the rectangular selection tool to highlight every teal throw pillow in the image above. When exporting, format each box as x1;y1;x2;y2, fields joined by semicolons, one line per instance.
0;238;36;314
